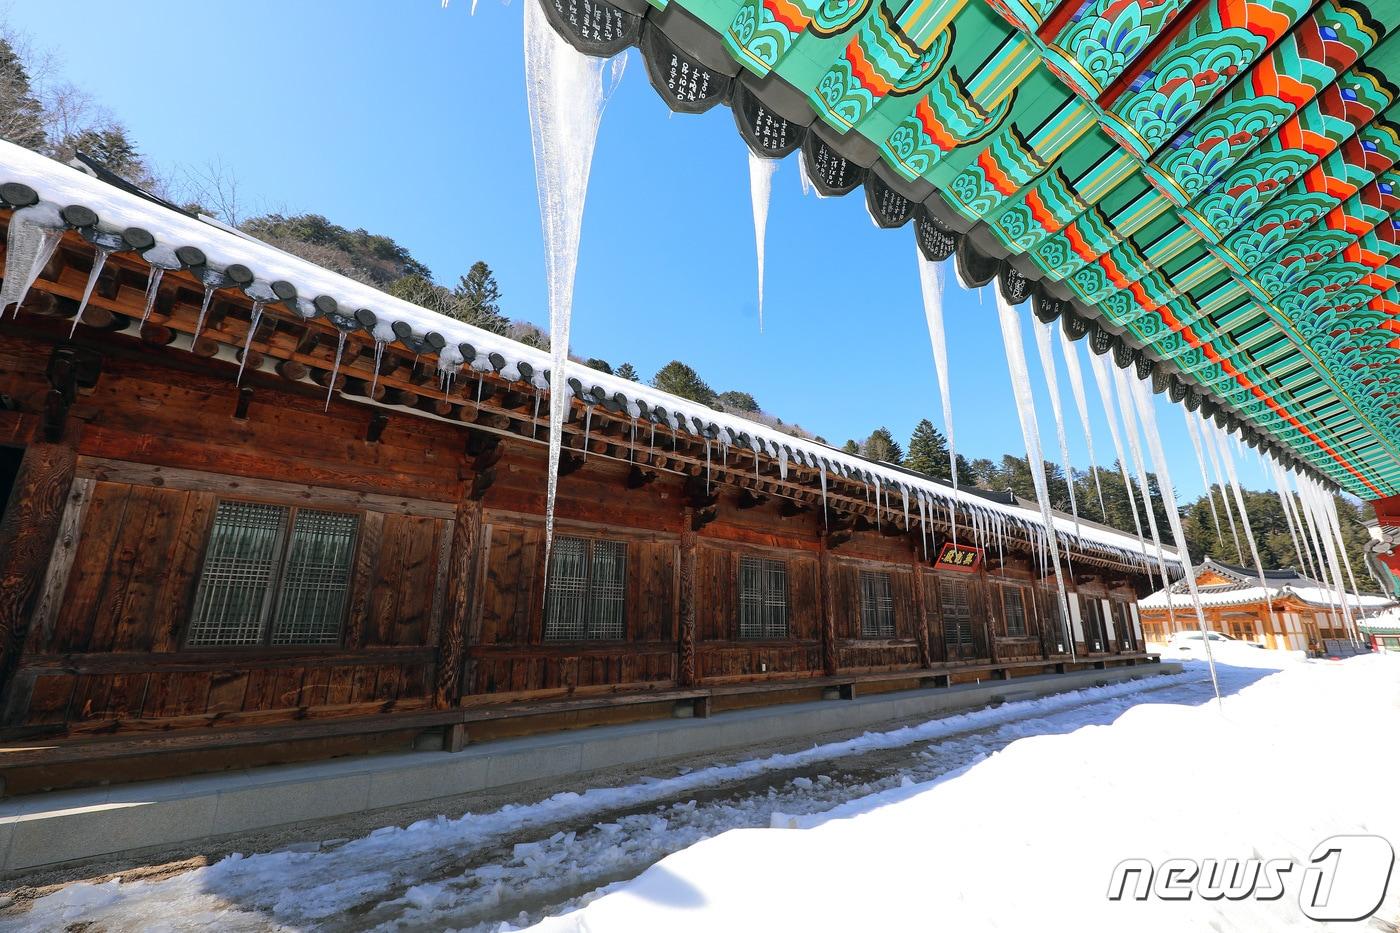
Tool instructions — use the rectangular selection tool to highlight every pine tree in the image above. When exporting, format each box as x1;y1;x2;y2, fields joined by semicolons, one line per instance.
54;125;150;183
614;362;639;382
651;361;717;405
907;420;952;479
451;261;509;334
863;427;903;465
0;37;45;150
841;440;861;455
583;358;613;375
717;390;760;412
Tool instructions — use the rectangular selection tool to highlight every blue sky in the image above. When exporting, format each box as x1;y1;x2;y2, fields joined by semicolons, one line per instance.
7;0;1284;500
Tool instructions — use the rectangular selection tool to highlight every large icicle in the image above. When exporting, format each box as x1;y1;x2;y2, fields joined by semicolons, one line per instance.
747;150;778;333
1109;361;1178;618
1205;421;1272;608
1266;457;1312;579
0;205;64;317
1197;411;1243;562
915;250;960;539
1125;375;1221;702
1086;348;1146;548
992;290;1074;658
1298;475;1355;643
1031;317;1079;532
524;0;623;568
71;247;112;335
1181;406;1223;542
1323;493;1366;614
1058;328;1107;521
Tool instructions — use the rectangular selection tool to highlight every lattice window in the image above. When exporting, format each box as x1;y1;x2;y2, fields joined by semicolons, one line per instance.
545;536;627;640
187;500;358;648
940;576;975;658
270;510;359;646
1112;601;1137;651
1002;586;1028;637
859;570;895;638
1080;596;1107;651
1041;589;1070;653
739;556;788;638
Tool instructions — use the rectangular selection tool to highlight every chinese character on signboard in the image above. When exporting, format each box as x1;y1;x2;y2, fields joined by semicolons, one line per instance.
935;542;983;572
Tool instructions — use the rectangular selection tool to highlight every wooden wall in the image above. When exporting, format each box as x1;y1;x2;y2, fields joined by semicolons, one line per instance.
0;328;1156;743
8;463;452;732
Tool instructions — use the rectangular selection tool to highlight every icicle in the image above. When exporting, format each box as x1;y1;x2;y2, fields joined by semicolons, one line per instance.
778;446;788;482
629;418;637;464
818;471;828;526
138;267;165;329
70;246;112;336
1198;412;1243;562
192;283;218;342
235;301;266;385
0;208;64;317
582;406;593;460
1032;316;1079;532
917;492;928;560
747;150;777;333
370;340;387;399
1324;493;1366;619
1109;361;1178;621
525;0;623;572
1298;476;1354;643
324;330;347;410
915;250;960;504
1086;349;1147;550
1267;458;1311;579
704;439;711;490
1207;421;1272;610
901;485;910;530
533;389;542;440
1057;329;1106;521
797;155;814;197
992;289;1074;655
1182;407;1223;543
1124;374;1221;702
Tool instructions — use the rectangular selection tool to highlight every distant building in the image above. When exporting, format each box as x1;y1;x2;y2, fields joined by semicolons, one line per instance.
1359;611;1400;654
1137;559;1393;652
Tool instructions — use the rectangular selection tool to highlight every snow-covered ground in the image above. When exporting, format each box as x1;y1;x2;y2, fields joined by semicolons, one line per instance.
7;649;1396;932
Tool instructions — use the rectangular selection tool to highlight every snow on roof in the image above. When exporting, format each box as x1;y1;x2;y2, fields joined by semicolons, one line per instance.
0;139;1176;567
1139;568;1395;612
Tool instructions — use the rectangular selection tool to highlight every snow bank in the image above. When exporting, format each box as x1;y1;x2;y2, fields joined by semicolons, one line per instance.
528;654;1400;932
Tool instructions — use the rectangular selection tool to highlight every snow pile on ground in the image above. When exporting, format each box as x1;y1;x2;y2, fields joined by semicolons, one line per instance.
528;652;1400;933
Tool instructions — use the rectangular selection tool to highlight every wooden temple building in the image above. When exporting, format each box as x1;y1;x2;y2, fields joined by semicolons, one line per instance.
0;143;1171;795
1138;558;1394;653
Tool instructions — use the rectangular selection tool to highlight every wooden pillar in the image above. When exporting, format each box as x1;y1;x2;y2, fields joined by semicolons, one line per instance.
0;440;77;699
819;532;838;675
911;557;931;669
435;498;483;707
980;571;999;663
678;519;698;687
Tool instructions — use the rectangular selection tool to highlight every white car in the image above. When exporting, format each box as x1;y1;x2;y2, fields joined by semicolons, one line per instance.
1166;630;1264;652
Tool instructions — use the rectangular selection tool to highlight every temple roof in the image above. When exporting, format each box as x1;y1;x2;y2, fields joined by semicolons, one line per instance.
538;0;1400;500
0;141;1175;569
1139;557;1394;610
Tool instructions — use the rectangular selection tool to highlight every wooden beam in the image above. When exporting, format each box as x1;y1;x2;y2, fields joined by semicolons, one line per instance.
819;531;838;676
436;499;482;708
678;521;698;687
